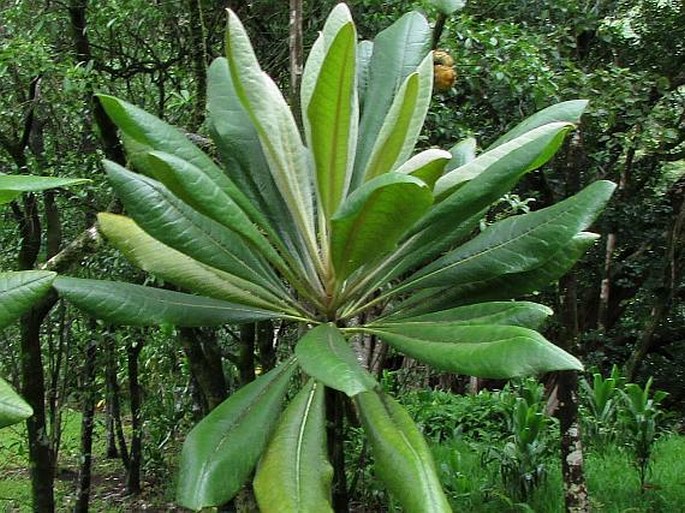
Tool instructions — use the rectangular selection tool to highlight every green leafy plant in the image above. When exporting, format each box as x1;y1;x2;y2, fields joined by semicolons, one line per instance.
51;4;615;511
580;364;625;450
484;379;553;501
0;174;88;429
619;377;668;488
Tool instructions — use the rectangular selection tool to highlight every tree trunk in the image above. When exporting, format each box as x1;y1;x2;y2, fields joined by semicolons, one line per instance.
179;327;227;412
326;388;349;513
238;324;256;386
74;335;98;513
186;0;208;131
21;295;58;513
288;0;303;124
126;338;144;495
557;273;591;513
256;320;276;373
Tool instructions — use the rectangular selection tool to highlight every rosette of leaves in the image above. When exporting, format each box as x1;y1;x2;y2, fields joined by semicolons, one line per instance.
0;174;88;428
53;4;615;512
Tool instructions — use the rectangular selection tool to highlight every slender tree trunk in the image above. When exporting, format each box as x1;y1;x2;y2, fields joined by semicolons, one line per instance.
179;328;227;411
554;131;591;513
238;324;256;386
21;295;58;513
288;0;303;124
74;334;98;513
186;0;208;131
126;338;144;495
598;145;633;331
326;388;349;513
256;320;276;373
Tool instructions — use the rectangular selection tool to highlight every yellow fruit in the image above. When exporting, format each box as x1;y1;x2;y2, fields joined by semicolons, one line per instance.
434;64;456;92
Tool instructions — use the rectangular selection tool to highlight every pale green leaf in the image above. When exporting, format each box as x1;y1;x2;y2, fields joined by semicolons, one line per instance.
0;377;33;429
446;137;477;172
0;176;89;205
361;53;433;181
254;380;333;513
307;21;358;218
489;100;588;150
295;324;377;397
434;122;572;200
225;10;316;256
356;41;374;108
429;0;466;15
353;12;432;188
207;62;309;269
355;391;451;513
103;161;285;293
53;277;278;326
177;359;297;510
331;173;433;281
363;324;583;378
395;149;452;189
97;213;293;313
0;271;55;329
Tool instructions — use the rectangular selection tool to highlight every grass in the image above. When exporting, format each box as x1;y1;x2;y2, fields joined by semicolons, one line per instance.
432;434;685;513
0;410;180;512
2;409;685;512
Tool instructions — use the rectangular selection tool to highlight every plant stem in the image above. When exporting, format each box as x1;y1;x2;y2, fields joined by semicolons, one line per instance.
325;387;349;513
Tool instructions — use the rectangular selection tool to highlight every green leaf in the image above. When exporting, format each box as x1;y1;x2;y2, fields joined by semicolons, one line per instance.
355;391;451;513
103;161;284;293
307;21;358;219
0;377;33;429
434;122;572;200
97;94;264;226
53;277;278;326
353;11;432;188
399;181;616;293
225;10;316;258
295;324;376;397
207;58;303;264
356;41;374;109
429;0;466;15
144;152;292;279
446;137;477;172
395;149;452;189
254;380;333;513
0;271;55;330
365;123;575;294
395;232;600;315
331;173;433;281
0;175;89;205
362;324;583;378
488;100;588;150
97;213;293;313
177;359;297;510
378;301;552;328
361;53;433;181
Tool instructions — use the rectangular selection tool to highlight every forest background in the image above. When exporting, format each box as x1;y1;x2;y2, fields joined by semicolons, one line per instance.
0;0;684;512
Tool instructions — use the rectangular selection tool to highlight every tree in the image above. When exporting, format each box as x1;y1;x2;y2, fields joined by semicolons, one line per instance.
51;4;615;512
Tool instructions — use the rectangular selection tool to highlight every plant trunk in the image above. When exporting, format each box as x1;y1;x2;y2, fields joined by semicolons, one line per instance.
238;323;256;386
74;336;98;513
186;0;208;131
256;320;276;373
126;338;144;495
21;295;58;513
179;327;227;411
326;388;349;513
288;0;303;125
